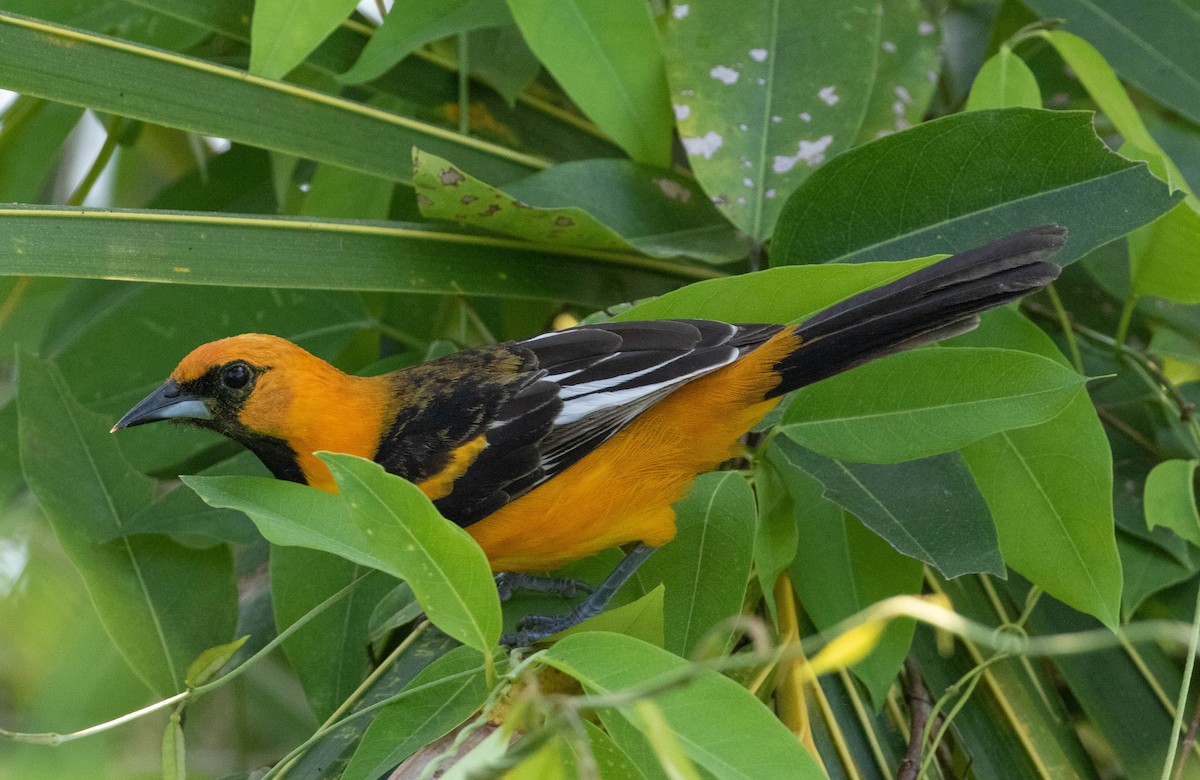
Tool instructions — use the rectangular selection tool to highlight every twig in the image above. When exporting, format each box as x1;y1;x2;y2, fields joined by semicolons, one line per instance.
1172;692;1200;780
897;657;933;780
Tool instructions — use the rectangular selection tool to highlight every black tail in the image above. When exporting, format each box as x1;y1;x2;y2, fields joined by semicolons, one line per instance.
768;224;1066;397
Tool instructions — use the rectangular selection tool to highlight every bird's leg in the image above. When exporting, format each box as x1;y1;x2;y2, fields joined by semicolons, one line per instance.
502;544;658;647
494;572;593;601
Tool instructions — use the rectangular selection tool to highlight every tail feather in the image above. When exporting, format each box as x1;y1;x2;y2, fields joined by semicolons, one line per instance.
767;225;1066;397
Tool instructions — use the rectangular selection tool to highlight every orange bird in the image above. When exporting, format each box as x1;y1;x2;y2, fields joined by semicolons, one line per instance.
114;226;1065;643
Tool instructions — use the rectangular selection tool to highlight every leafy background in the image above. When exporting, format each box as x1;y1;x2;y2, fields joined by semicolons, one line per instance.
0;0;1199;778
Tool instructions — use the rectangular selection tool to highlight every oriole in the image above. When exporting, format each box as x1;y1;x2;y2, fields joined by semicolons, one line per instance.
114;225;1065;643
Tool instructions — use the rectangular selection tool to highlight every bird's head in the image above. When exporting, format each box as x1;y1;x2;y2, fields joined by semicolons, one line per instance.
113;333;333;439
112;334;389;488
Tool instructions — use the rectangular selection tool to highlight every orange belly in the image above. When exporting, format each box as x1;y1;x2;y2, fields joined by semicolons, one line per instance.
466;329;799;572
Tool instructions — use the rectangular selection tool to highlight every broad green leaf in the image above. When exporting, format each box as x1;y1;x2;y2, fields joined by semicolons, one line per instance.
563;587;665;648
0;206;712;308
541;632;826;779
1;0;208;49
1119;532;1195;621
1144;459;1200;547
965;46;1041;110
184;635;249;688
751;447;800;621
664;0;878;239
368;581;423;645
465;25;543;107
616;255;940;324
1129;201;1200;304
787;466;922;708
250;0;359;80
298;163;395;220
1149;329;1200;366
506;0;673;165
852;0;940;144
340;0;513;85
952;309;1122;628
18;355;236;696
321;453;502;655
505;159;749;262
414;148;641;253
772;108;1180;268
635;472;756;657
342;646;495;780
184;464;501;654
0;12;543;185
780;347;1087;463
1022;0;1200;126
272;547;394;721
776;439;1002;578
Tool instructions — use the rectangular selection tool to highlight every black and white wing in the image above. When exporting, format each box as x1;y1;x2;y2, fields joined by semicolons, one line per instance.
430;319;782;526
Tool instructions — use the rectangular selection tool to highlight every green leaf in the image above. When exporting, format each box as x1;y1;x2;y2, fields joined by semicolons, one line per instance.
1022;0;1200;126
965;46;1041;110
751;447;800;621
785;464;922;708
616;254;940;324
0;12;543;185
772;108;1180;268
663;0;879;239
540;632;826;779
342;646;495;780
635;472;756;657
321;453;501;655
184;456;502;656
340;0;512;85
18;355;236;696
2;0;208;49
506;0;673;165
368;581;424;645
852;0;940;144
951;308;1123;628
780;347;1088;463
0;206;712;308
466;25;543;107
1144;459;1200;547
775;439;1002;578
250;0;360;80
1129;201;1200;304
505;159;749;262
1119;532;1195;620
414;148;642;252
272;548;393;721
184;635;249;688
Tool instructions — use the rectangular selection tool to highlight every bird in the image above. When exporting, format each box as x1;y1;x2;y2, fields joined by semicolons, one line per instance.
113;225;1066;645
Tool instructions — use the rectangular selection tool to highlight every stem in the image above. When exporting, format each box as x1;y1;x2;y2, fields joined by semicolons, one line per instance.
1163;584;1200;780
1173;693;1200;780
66;117;127;207
1044;285;1084;373
457;33;470;135
1114;294;1138;353
897;657;933;780
0;692;189;745
272;621;430;779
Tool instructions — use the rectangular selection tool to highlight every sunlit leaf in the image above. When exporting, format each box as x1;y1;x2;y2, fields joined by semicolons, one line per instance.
965;46;1041;110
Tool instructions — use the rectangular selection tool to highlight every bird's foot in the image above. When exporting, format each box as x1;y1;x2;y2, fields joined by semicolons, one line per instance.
501;608;593;647
494;572;593;602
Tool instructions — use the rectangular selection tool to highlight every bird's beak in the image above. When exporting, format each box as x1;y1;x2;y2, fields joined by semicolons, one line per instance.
110;379;212;432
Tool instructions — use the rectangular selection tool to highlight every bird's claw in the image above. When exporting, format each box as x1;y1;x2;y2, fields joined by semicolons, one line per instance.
494;572;593;602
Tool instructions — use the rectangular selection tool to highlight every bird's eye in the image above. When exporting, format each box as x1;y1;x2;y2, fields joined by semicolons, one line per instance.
221;363;251;390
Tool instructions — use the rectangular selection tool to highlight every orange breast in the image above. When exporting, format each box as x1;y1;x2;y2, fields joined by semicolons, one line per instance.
466;329;800;572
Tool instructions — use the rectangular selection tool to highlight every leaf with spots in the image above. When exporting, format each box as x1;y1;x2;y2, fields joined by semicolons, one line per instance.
664;0;880;240
414;149;743;260
853;0;941;144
